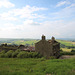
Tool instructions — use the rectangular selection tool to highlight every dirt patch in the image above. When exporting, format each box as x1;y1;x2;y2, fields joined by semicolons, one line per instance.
59;55;75;59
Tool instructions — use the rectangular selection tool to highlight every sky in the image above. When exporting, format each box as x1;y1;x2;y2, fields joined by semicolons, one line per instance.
0;0;75;39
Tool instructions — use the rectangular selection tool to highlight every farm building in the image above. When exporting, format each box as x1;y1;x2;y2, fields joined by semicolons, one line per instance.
35;35;60;58
18;45;35;52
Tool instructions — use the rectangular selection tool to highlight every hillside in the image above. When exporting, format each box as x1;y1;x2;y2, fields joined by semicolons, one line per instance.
0;38;75;52
0;58;75;75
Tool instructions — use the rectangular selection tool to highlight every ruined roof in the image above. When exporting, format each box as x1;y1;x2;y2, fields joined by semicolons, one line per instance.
36;35;59;44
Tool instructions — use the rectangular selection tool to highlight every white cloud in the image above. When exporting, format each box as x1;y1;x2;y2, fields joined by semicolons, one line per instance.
0;0;15;8
0;19;75;38
56;0;70;7
12;5;47;19
0;15;18;21
52;3;75;19
23;19;42;26
0;5;47;21
0;1;74;39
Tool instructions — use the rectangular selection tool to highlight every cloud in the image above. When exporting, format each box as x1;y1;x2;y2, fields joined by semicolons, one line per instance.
0;0;15;8
0;10;18;21
0;19;75;38
0;1;74;38
0;5;47;21
12;5;47;19
52;3;75;20
23;19;42;26
0;15;18;21
56;0;70;7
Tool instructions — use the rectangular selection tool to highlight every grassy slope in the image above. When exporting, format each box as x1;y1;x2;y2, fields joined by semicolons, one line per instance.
12;40;75;52
12;40;75;46
61;48;72;52
57;40;75;46
1;39;74;52
0;58;75;75
12;40;39;46
57;40;75;52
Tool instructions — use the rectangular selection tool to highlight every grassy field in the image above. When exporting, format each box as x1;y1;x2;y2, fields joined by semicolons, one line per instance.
12;39;75;52
1;39;75;52
57;40;75;46
0;58;75;75
61;48;72;52
57;40;75;52
12;39;75;46
12;40;39;46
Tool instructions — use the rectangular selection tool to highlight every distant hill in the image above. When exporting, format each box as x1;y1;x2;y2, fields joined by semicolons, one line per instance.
0;38;75;46
57;38;75;41
0;38;39;45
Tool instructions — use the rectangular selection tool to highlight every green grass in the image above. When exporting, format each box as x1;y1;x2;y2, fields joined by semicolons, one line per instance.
12;40;75;46
12;40;39;46
0;58;75;75
57;40;75;46
61;48;72;52
4;39;75;52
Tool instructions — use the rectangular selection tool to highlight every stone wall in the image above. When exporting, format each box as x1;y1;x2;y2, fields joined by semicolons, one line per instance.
35;35;60;58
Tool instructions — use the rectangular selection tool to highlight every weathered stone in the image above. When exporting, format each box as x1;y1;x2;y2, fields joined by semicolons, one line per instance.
35;35;60;58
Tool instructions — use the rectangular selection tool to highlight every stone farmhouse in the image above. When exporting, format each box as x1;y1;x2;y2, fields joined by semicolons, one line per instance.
35;35;60;58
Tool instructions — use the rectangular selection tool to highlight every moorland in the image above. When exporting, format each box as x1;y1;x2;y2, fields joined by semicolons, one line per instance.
0;38;75;75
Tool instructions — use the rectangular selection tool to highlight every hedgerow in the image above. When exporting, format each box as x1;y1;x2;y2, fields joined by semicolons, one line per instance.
5;50;14;58
12;49;21;58
60;52;75;56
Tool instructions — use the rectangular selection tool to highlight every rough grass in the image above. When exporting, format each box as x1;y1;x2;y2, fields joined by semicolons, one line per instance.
57;40;75;46
61;48;72;52
12;40;75;46
12;40;39;46
0;58;75;75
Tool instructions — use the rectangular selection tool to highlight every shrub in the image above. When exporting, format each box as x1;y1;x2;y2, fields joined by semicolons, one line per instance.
17;51;43;58
60;49;63;52
28;52;42;58
0;50;6;58
60;52;75;56
49;56;56;59
15;49;21;52
0;53;5;58
12;49;21;58
0;50;6;54
17;51;28;58
27;52;33;58
31;52;38;58
40;57;46;61
37;53;43;58
71;50;75;52
12;51;19;58
5;50;14;58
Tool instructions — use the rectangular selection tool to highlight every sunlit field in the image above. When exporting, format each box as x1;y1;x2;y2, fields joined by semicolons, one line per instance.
0;58;75;75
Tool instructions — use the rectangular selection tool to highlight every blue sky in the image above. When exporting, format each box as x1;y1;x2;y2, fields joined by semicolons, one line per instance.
0;0;75;39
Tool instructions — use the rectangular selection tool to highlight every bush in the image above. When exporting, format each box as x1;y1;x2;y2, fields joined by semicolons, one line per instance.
71;50;75;52
60;52;75;56
12;49;21;58
31;52;38;58
0;50;6;54
17;51;28;58
28;52;42;58
0;53;5;58
60;49;63;52
37;53;43;58
5;50;14;58
49;56;56;59
40;57;46;61
17;51;43;58
12;51;19;58
0;50;6;58
15;49;21;52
